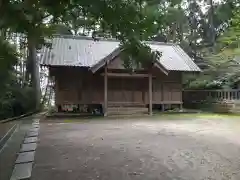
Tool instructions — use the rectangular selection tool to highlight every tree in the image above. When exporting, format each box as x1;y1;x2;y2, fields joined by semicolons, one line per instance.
0;0;163;110
0;35;37;119
0;37;18;91
185;8;240;89
1;0;239;108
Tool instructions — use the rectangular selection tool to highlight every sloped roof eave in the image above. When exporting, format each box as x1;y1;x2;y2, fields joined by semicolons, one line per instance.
90;47;122;73
154;61;169;75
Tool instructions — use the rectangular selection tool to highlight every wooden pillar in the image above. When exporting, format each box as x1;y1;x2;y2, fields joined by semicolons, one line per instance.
53;76;59;112
149;73;153;115
104;66;108;116
161;83;165;112
180;103;183;111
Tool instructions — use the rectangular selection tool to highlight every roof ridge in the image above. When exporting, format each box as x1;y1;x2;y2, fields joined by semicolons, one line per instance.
52;34;177;45
144;40;176;46
53;34;119;42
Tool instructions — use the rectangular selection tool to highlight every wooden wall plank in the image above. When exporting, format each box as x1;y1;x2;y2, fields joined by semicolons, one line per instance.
51;67;183;107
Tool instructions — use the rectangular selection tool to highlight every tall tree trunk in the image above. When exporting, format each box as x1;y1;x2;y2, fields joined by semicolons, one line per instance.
20;35;26;87
41;74;49;106
0;29;7;40
47;80;54;107
27;36;41;110
178;23;183;42
177;4;184;42
172;23;177;43
139;0;143;40
209;0;215;46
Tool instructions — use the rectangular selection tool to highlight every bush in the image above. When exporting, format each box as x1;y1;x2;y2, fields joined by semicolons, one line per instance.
0;86;36;120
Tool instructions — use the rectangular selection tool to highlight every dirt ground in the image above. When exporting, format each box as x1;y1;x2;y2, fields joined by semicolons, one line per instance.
32;115;240;180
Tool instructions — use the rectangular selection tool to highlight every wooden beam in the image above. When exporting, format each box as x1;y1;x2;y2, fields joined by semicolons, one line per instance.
149;73;153;115
104;66;108;116
100;72;152;78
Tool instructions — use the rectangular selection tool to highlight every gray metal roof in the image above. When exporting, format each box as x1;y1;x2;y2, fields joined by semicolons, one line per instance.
148;42;201;71
40;36;119;67
40;35;201;72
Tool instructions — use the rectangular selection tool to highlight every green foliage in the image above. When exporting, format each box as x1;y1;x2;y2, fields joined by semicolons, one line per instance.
219;10;240;47
1;0;162;69
185;8;240;89
121;37;162;70
0;37;18;91
0;37;36;119
52;0;161;68
0;85;36;119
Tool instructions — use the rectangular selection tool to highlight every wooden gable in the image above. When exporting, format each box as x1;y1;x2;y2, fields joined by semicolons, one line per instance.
107;55;168;75
107;56;132;70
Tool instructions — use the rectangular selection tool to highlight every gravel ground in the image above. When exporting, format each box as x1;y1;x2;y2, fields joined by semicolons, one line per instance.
32;116;240;180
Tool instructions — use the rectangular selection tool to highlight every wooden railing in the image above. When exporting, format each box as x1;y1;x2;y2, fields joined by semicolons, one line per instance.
183;89;240;103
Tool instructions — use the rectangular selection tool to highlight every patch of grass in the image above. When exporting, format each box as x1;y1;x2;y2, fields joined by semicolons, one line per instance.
63;119;79;123
153;112;240;120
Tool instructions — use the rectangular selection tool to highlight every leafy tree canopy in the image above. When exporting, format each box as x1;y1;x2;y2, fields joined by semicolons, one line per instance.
185;8;240;89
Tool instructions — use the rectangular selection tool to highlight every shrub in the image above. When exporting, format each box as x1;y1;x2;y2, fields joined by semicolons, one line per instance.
0;86;36;120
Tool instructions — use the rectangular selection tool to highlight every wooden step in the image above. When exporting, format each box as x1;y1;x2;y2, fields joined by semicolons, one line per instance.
108;102;146;108
107;107;148;116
